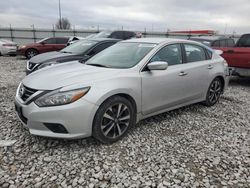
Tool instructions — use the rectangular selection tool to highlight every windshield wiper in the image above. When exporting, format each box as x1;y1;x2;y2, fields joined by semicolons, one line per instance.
87;63;109;68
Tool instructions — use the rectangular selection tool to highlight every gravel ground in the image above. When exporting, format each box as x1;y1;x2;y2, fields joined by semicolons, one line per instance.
0;56;249;188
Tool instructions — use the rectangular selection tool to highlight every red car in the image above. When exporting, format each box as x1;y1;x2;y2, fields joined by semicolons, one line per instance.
216;34;250;77
17;37;70;59
191;34;250;77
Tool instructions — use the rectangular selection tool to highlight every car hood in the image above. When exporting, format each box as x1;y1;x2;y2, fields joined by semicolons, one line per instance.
22;62;122;90
29;51;75;64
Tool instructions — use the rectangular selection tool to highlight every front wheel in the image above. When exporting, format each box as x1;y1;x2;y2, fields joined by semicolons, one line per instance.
25;49;38;59
92;96;135;144
203;77;223;107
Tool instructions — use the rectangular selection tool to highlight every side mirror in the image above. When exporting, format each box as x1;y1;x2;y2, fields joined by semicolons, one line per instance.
147;61;168;71
40;42;45;45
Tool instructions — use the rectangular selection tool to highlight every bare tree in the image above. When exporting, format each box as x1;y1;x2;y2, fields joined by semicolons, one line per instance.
56;17;71;30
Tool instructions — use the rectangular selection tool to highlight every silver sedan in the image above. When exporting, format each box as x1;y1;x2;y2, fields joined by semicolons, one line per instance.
15;38;229;143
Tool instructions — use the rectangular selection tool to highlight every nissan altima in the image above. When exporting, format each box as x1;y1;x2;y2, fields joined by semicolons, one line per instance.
15;38;229;143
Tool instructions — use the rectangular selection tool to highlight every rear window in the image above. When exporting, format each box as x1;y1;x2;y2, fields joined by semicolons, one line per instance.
212;40;220;47
184;44;207;63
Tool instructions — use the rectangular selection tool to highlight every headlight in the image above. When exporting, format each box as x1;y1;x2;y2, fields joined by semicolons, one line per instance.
20;45;26;49
35;87;90;107
38;62;57;70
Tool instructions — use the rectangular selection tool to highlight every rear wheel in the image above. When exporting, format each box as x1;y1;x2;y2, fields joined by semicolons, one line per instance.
25;49;38;59
92;96;135;144
203;77;223;106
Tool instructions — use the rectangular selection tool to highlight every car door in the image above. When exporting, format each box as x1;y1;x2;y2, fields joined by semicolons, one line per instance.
141;43;211;115
182;43;213;98
141;44;190;115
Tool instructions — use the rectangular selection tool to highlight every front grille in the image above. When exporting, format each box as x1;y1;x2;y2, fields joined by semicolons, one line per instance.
19;85;38;102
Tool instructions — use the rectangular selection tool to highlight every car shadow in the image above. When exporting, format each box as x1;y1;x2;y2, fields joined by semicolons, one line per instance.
229;76;250;87
16;55;27;60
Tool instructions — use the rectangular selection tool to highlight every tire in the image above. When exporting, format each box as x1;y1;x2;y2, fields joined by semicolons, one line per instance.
203;77;223;107
92;96;136;144
25;49;38;59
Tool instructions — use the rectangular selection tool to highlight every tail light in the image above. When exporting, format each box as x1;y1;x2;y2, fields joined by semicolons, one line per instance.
223;60;228;67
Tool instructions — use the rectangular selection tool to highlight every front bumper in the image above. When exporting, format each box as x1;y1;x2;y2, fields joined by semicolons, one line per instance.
14;95;99;139
17;48;26;56
1;47;17;55
229;67;250;77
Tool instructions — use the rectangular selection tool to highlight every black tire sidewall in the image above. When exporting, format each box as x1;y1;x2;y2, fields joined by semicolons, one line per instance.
204;78;222;107
26;49;38;59
92;96;135;144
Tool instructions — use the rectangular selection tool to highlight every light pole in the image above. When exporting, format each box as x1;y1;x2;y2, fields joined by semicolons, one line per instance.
59;0;62;29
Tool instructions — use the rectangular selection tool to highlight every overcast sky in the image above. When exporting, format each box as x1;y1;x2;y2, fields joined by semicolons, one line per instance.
0;0;249;34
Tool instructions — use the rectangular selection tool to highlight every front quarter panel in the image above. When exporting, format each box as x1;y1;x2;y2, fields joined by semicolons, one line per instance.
83;71;142;114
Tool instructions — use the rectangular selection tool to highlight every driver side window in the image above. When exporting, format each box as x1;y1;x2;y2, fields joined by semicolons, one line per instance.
150;44;182;66
43;38;56;44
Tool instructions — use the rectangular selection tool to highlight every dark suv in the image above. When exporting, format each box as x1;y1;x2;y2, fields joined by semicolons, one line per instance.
17;37;70;59
190;36;235;48
91;30;138;40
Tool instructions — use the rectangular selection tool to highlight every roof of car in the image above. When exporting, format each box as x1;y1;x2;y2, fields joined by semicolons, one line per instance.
89;38;121;42
123;37;190;44
190;36;231;41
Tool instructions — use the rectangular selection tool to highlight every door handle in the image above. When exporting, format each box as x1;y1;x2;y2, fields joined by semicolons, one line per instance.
208;65;214;69
179;71;188;76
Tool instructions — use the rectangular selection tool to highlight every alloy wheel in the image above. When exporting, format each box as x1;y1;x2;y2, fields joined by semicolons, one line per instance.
208;79;222;104
101;103;131;139
27;50;37;59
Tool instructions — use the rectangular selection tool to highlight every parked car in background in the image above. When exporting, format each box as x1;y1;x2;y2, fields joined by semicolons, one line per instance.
190;36;235;47
90;30;140;40
15;38;229;143
17;37;70;59
0;39;17;56
26;38;120;74
194;34;250;77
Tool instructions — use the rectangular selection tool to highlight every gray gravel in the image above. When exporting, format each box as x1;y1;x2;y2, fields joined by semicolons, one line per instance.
0;56;250;187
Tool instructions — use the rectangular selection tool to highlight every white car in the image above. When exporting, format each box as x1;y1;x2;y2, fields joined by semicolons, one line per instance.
15;38;229;143
0;39;17;56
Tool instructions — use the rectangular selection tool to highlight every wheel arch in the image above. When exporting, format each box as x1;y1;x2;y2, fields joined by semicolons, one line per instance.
215;75;226;92
25;48;39;57
95;91;139;115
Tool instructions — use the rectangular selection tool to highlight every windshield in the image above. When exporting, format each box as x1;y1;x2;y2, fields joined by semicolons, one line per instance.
86;42;156;68
93;31;112;38
60;40;97;55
